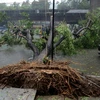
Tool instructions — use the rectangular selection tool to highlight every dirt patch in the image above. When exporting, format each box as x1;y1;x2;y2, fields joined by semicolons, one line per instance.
0;61;100;99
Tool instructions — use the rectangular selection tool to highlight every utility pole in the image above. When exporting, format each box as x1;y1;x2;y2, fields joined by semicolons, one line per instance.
51;0;55;61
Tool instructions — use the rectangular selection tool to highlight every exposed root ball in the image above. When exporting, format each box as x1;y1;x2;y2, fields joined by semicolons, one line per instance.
0;61;100;99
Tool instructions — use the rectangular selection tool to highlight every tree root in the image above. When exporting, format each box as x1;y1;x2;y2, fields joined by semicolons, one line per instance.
0;60;100;99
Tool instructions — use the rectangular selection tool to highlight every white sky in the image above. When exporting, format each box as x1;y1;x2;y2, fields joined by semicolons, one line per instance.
0;0;61;3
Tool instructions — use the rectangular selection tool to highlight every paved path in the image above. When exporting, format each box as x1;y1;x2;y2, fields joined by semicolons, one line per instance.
0;88;37;100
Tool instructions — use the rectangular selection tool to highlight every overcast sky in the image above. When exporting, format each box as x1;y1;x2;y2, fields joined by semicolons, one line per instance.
0;0;61;3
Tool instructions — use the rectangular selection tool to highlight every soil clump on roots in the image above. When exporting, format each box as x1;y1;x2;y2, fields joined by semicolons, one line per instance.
0;61;100;99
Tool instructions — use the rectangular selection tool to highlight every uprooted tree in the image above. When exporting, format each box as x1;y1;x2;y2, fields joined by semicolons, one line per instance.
3;17;92;62
0;10;100;99
9;19;92;62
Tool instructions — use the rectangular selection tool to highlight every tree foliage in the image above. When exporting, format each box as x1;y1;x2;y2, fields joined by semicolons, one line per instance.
0;3;8;10
0;0;90;10
31;0;50;10
57;1;69;10
57;0;90;10
74;8;100;49
55;22;76;55
8;2;20;10
0;0;50;10
21;0;31;10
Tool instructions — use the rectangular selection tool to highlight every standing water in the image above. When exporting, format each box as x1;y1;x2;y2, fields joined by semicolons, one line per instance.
54;49;100;76
0;45;100;76
0;45;32;67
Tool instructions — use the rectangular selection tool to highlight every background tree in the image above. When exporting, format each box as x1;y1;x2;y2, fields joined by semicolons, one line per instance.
0;12;8;25
31;0;50;10
57;0;70;10
8;2;20;10
77;0;90;9
57;0;90;10
21;0;31;10
0;3;8;10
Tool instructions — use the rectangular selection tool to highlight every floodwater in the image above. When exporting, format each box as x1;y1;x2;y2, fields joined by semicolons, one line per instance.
55;49;100;76
0;45;100;75
0;45;32;67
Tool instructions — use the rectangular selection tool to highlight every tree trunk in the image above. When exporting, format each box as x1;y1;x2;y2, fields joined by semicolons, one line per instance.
26;30;39;57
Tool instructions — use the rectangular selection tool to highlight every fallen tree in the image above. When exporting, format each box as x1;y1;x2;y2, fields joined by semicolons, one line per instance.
11;18;92;61
0;61;100;99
